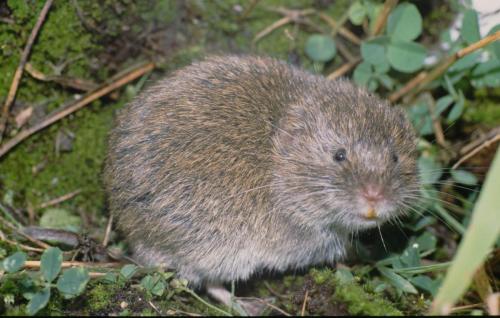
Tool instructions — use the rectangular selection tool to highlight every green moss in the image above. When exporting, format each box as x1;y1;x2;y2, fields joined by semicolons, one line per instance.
310;267;335;285
310;268;403;316
464;87;500;127
87;283;118;313
334;282;403;316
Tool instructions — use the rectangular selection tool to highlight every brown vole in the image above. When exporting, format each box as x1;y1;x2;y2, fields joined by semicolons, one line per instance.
104;55;419;311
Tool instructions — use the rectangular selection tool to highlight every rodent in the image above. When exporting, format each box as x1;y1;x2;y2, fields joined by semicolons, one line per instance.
104;55;419;288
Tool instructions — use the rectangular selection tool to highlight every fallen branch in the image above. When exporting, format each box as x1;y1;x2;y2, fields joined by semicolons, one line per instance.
0;61;155;159
389;31;500;103
0;0;54;141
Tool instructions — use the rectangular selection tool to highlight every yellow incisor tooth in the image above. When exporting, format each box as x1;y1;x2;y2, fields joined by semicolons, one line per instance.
365;207;376;219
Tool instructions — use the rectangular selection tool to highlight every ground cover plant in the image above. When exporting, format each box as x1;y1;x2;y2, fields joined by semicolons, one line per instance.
0;0;499;315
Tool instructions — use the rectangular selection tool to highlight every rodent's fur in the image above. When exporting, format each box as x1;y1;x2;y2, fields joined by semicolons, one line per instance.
104;55;419;287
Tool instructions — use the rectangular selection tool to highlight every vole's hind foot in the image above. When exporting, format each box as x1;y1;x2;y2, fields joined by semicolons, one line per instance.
206;284;275;316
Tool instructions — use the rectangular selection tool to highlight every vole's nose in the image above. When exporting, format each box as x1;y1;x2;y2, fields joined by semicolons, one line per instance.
361;184;384;204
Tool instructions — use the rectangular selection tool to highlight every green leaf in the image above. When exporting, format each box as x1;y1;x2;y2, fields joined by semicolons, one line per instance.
39;208;82;233
305;34;336;63
418;156;442;185
26;288;50;316
387;41;426;73
448;51;480;73
40;247;63;283
366;78;378;92
443;75;458;98
353;61;373;87
487;24;500;59
461;9;480;45
410;275;440;296
435;95;454;117
56;268;90;299
431;149;500;314
446;91;465;123
120;264;138;280
387;41;427;73
400;244;421;268
378;266;418;294
416;231;437;253
2;251;27;273
101;272;118;284
361;36;389;65
376;73;394;89
387;3;422;41
451;170;478;186
348;1;366;25
408;102;433;136
335;268;354;284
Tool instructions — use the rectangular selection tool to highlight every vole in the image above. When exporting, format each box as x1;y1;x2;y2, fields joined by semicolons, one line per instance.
104;55;419;314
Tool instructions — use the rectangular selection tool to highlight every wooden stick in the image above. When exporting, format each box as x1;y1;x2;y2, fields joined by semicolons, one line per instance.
0;0;54;141
102;215;113;247
389;31;500;103
23;260;122;269
300;289;309;316
372;0;399;36
452;134;500;169
327;58;362;80
37;189;81;209
317;12;362;45
0;61;155;159
0;215;51;249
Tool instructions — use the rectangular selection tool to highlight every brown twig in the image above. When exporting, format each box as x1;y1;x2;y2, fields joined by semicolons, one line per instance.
25;63;97;91
423;93;447;148
300;289;309;316
317;12;362;45
23;260;122;269
327;58;362;80
0;61;155;159
102;215;113;247
252;8;315;44
452;133;500;169
372;0;399;36
37;189;82;209
238;0;260;21
0;0;54;141
0;230;45;252
389;31;500;103
0;215;51;249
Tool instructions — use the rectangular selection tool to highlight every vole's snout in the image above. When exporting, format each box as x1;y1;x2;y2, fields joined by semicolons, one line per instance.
361;184;384;204
359;184;386;220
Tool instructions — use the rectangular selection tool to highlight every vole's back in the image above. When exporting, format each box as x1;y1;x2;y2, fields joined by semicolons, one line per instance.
105;55;417;286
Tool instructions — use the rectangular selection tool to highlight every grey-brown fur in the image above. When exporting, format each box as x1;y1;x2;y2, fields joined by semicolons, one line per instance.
104;55;419;287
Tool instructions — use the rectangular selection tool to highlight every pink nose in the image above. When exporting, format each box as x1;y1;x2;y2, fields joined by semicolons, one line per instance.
362;185;384;203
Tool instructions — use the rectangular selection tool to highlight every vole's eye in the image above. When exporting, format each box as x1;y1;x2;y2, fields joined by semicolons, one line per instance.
392;153;399;163
334;148;347;162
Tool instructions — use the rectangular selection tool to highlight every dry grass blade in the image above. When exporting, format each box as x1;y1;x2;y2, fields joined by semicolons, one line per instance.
390;31;500;103
0;61;155;159
0;0;54;141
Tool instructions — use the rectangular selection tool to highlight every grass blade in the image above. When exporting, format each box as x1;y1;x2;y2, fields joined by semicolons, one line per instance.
430;148;500;314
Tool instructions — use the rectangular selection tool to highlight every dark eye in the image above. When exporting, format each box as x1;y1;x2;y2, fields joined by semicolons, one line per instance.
334;148;347;162
392;153;399;163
